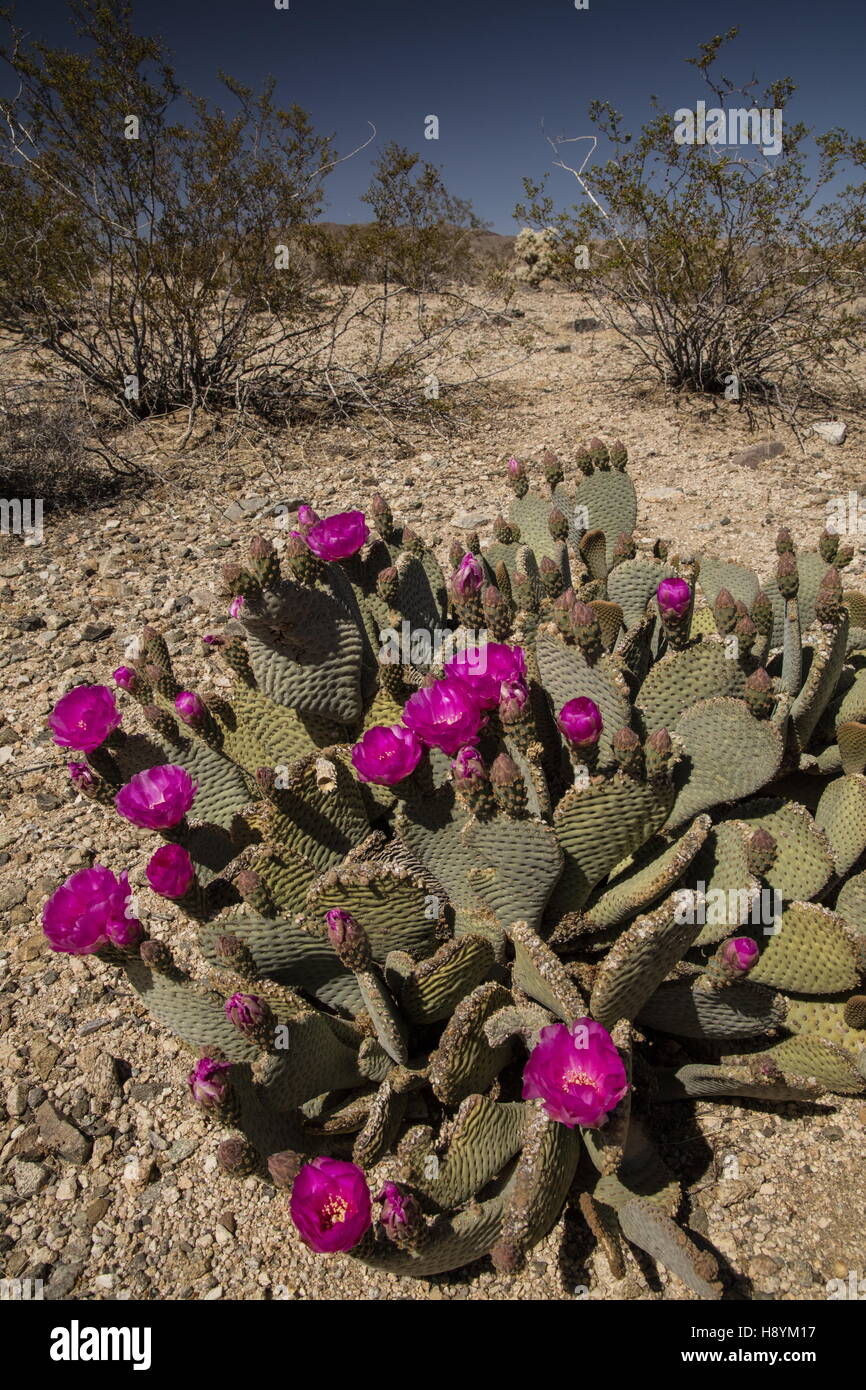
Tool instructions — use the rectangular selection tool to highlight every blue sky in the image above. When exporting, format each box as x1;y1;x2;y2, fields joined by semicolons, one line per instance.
11;0;866;231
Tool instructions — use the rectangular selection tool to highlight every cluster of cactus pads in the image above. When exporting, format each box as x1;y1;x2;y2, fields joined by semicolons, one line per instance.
43;440;866;1297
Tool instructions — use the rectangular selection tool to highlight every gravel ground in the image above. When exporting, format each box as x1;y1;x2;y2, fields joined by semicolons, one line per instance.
1;287;865;1301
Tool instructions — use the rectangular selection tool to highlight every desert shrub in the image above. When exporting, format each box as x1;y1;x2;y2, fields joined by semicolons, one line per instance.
515;29;866;411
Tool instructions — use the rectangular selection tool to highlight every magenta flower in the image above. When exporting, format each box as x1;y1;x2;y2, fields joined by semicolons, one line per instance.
115;764;197;829
48;684;121;753
42;866;141;955
188;1058;232;1110
507;456;524;480
67;761;95;791
721;936;760;974
451;553;484;599
290;1157;372;1253
499;676;530;723
229;595;245;619
146;843;195;899
656;577;692;621
402;678;483;755
297;504;320;529
305;510;369;562
444;643;526;708
112;666;137;691
351;724;422;785
202;634;222;647
225;993;267;1031
523;1019;629;1128
175;690;206;725
557;697;603;747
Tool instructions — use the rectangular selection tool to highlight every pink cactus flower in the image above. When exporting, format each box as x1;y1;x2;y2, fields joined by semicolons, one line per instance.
112;666;137;691
67;761;95;791
48;684;121;753
351;724;423;785
402;678;484;755
443;643;526;708
522;1018;629;1129
656;577;691;620
115;764;197;829
305;510;369;561
145;843;195;899
290;1157;372;1253
557;697;603;747
42;866;141;955
229;595;245;619
499;676;530;723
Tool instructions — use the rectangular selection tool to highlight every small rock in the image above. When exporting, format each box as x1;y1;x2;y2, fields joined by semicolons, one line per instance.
731;442;785;469
36;1101;92;1165
552;343;572;353
645;487;684;502
80;622;114;643
80;1196;110;1228
5;1081;28;1117
55;1175;79;1201
812;421;847;446
13;1160;50;1197
122;1156;157;1189
573;317;602;332
451;511;491;529
749;1254;779;1280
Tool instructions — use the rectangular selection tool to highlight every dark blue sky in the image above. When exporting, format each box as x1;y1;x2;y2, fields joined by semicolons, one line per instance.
16;0;866;231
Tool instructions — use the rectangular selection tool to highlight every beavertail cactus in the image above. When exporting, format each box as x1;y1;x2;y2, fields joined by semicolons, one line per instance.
41;455;866;1296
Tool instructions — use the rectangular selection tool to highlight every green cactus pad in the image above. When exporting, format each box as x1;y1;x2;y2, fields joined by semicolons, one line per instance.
637;977;787;1039
428;982;514;1104
636;637;748;736
745;901;863;994
589;896;701;1030
464;816;563;932
618;1200;722;1299
724;1035;865;1095
549;773;675;919
668;698;784;829
815;773;866;876
730;797;835;901
836;868;866;936
607;556;671;631
584;814;711;931
385;935;496;1023
507;918;586;1020
572;468;638;568
696;555;760;611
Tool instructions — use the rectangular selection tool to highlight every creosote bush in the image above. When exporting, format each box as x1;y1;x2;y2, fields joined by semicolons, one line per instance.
43;445;866;1292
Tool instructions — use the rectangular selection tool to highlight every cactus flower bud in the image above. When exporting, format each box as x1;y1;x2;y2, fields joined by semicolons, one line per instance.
377;565;399;605
775;528;795;555
499;676;530;723
609;440;628;469
326;908;371;970
188;1058;233;1111
112;665;138;692
746;827;777;878
818;529;839;563
218;1137;258;1176
743;667;776;720
377;1182;422;1245
645;727;675;779
548;507;569;541
557;697;603;747
175;690;206;725
656;577;692;621
720;936;760;974
451;553;484;599
371;494;393;538
507;457;529;498
612;726;643;776
225;992;274;1044
713;587;738;635
268;1150;303;1190
815;567;843;625
539;554;564;599
575;444;593;475
542;449;564;488
229;594;245;619
146;843;195;899
451;744;487;786
489;751;528;817
776;552;799;598
751;590;773;636
68;760;96;791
